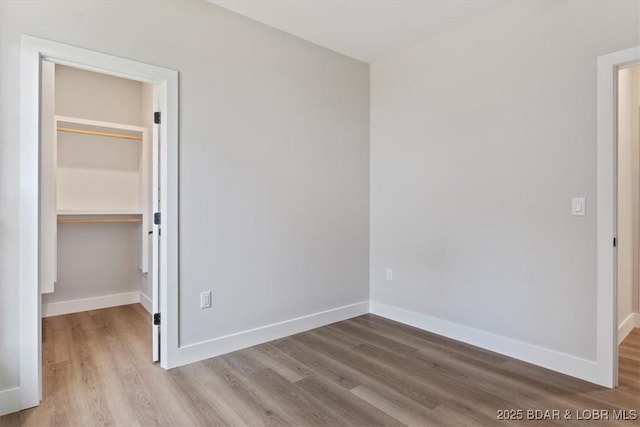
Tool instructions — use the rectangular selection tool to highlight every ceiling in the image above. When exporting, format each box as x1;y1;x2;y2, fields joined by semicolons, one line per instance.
207;1;507;63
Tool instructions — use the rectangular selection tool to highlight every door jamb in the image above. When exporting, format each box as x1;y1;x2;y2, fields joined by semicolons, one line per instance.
596;44;640;388
19;35;179;410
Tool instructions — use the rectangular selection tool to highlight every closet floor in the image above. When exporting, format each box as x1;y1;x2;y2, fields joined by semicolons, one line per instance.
2;305;640;426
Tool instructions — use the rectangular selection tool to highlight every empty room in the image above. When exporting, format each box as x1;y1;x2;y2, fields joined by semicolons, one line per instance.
1;0;639;426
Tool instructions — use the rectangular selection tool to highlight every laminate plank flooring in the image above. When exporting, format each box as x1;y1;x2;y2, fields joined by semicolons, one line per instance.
2;304;639;426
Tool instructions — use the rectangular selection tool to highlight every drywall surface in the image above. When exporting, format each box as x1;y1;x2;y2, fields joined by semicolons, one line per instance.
43;223;141;303
370;1;639;361
618;65;640;326
0;0;369;393
55;65;143;125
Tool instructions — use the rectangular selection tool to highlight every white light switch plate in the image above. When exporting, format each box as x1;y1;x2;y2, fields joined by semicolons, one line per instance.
200;291;212;309
572;197;586;216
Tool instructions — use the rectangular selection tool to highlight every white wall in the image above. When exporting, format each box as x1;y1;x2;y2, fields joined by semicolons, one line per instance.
0;0;369;394
370;0;639;363
55;64;143;125
44;223;141;303
618;65;640;327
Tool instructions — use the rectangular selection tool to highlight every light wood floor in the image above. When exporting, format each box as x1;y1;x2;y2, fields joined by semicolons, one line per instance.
2;304;639;426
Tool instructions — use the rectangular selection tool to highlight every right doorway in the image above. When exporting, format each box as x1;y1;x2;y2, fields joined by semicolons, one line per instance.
617;63;640;384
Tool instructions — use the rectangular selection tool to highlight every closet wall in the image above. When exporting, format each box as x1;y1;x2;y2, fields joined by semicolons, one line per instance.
55;65;144;125
42;65;153;314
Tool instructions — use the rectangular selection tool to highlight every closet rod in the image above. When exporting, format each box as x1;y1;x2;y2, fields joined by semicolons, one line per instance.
58;218;142;224
57;127;142;141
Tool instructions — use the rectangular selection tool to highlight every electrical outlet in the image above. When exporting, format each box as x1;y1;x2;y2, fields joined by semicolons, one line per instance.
200;291;212;309
386;268;393;281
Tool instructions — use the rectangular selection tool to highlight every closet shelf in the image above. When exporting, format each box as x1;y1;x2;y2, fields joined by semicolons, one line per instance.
57;126;143;141
58;217;142;224
55;115;146;141
57;210;143;215
57;211;143;225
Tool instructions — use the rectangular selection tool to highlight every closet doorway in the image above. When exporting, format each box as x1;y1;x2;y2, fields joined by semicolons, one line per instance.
19;36;178;410
616;63;640;378
39;62;162;361
597;44;640;389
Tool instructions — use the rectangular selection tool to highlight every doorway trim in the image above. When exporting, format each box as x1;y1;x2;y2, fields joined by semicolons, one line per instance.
596;44;640;388
19;35;179;410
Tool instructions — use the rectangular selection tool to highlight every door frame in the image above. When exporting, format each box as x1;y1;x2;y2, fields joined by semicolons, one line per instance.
596;44;640;388
19;35;179;410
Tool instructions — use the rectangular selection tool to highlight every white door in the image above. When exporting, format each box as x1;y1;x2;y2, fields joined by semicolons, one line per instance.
152;87;161;362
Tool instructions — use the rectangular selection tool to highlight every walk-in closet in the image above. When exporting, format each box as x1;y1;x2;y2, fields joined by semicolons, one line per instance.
40;62;156;322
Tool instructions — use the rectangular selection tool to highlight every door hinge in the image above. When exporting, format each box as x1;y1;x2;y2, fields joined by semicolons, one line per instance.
154;212;161;225
154;111;161;124
613;237;617;247
153;313;161;325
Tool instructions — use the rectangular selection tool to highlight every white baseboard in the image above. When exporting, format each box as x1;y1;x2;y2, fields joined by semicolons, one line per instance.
0;387;21;416
618;312;640;344
178;301;369;366
139;291;152;314
370;301;602;386
42;291;141;317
